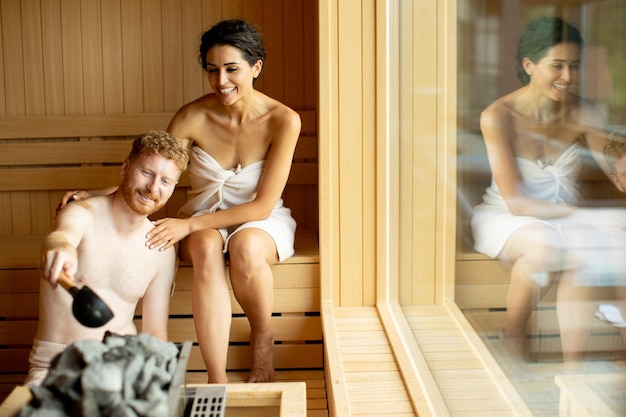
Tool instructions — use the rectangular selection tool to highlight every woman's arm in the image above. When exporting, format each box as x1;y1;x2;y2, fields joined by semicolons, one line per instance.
147;105;302;250
481;103;575;219
190;106;301;231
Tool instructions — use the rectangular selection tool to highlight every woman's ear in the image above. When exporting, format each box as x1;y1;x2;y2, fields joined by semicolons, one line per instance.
522;57;534;77
253;59;263;79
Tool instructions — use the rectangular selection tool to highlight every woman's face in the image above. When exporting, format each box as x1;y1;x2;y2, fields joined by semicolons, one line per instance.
524;42;581;102
204;44;262;106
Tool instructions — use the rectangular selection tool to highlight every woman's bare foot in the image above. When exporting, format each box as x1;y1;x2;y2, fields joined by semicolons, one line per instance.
500;326;527;361
247;330;275;383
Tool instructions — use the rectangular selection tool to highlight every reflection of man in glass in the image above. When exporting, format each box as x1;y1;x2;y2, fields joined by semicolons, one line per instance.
470;16;626;365
596;134;626;330
605;134;626;193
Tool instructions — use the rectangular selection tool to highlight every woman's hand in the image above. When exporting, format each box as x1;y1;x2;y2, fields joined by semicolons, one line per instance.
55;190;92;217
146;218;192;251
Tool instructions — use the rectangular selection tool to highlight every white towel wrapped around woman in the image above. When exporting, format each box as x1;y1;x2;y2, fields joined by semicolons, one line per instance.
178;145;296;261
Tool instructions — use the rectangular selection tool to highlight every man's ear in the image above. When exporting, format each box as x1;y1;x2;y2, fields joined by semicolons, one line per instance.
120;158;130;179
610;173;625;193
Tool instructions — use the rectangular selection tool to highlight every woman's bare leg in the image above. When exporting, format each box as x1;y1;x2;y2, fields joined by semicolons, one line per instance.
557;271;596;364
181;229;231;383
498;224;577;351
228;228;278;383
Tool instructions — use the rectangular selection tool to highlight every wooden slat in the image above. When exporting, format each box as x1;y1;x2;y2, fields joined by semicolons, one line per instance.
0;230;318;270
0;350;29;373
21;0;45;116
161;316;322;343
1;0;26;116
166;288;320;315
0;286;321;320
0;113;171;139
0;162;316;192
0;140;132;166
0;111;316;140
0;321;36;346
0;316;322;346
300;110;317;135
101;0;124;113
191;344;324;371
80;0;104;114
324;306;414;417
0;343;324;375
0;270;40;292
0;135;316;166
140;0;164;113
0;166;122;192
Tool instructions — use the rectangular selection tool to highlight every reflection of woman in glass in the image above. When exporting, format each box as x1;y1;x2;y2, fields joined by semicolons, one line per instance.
471;16;626;364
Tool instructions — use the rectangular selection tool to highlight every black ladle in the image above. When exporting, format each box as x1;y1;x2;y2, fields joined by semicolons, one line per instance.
58;272;114;328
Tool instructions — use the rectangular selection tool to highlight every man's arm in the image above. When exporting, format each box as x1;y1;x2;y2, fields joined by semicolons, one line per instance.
41;202;92;286
139;248;177;340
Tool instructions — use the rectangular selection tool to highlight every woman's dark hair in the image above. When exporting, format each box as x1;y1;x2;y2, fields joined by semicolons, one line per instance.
516;16;584;85
198;19;266;73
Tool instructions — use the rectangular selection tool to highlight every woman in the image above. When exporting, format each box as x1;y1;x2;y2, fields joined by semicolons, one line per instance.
152;19;300;383
471;16;626;364
62;19;300;383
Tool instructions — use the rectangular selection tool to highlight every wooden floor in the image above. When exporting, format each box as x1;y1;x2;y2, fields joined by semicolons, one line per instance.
402;305;532;417
464;308;626;417
326;306;415;416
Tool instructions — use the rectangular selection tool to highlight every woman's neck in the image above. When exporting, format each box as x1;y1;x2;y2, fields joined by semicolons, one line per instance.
515;87;568;123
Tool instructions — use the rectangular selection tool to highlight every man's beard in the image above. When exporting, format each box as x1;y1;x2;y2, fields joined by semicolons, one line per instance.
120;181;165;216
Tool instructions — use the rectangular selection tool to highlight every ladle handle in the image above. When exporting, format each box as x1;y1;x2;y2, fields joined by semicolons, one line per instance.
57;272;77;293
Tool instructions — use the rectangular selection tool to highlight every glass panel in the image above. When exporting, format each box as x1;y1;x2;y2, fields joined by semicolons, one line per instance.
456;0;626;415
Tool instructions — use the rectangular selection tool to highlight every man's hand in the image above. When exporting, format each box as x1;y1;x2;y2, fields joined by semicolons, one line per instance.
40;233;78;287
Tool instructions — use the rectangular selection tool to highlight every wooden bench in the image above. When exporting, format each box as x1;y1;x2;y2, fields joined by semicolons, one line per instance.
456;129;626;359
0;111;323;409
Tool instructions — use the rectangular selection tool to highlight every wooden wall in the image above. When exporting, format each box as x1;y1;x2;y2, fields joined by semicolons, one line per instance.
318;0;378;307
318;0;456;307
0;0;318;236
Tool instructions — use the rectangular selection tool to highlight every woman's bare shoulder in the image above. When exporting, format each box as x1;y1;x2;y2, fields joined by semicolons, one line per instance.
168;95;217;139
172;94;216;119
481;96;515;130
262;97;301;132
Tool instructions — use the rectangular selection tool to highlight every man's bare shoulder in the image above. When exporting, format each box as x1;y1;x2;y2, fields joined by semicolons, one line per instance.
55;196;103;229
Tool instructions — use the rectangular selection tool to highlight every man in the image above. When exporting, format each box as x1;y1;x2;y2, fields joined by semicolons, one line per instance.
25;130;188;385
604;132;626;193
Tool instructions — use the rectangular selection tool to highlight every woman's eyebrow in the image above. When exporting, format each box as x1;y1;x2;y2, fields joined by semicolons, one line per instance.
207;61;240;67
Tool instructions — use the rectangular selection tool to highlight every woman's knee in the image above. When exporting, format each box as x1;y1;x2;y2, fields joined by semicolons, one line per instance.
229;230;276;265
504;225;563;263
180;229;224;263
